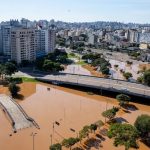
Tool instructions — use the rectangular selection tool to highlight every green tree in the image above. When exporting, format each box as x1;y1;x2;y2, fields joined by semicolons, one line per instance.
123;72;133;80
53;63;64;72
77;47;84;52
137;76;143;83
100;65;110;75
0;64;5;79
102;108;118;122
89;124;97;133
8;82;20;97
143;70;150;86
95;120;104;129
116;94;131;108
134;114;150;146
62;138;79;150
43;60;54;72
4;62;18;76
107;123;139;150
79;125;90;140
50;143;62;150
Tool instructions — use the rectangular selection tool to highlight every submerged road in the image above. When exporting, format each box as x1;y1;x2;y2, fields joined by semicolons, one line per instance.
36;73;150;99
0;94;39;131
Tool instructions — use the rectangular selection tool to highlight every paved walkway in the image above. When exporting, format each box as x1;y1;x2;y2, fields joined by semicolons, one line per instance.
0;94;37;131
61;64;91;75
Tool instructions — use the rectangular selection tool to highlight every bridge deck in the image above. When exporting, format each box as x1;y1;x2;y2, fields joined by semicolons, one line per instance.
36;73;150;98
0;95;37;131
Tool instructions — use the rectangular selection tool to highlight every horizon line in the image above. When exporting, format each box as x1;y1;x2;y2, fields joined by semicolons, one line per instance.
0;18;150;25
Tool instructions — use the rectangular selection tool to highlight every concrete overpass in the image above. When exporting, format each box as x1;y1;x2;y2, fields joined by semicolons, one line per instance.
36;73;150;99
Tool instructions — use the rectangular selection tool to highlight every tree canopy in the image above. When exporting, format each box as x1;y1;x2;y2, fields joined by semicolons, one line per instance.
62;137;79;149
35;49;67;72
79;125;90;140
102;107;118;122
123;72;133;80
143;70;150;86
116;94;131;107
134;114;150;146
0;62;18;79
50;143;62;150
107;123;139;150
89;124;97;133
8;82;20;97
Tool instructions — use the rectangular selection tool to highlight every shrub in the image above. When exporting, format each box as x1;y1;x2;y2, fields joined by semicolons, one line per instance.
123;72;133;80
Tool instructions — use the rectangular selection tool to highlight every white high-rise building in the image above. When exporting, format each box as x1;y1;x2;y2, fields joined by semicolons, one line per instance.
11;28;36;64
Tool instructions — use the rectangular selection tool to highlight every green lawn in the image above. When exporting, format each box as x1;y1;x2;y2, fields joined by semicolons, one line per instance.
76;61;87;65
67;53;79;59
21;77;38;82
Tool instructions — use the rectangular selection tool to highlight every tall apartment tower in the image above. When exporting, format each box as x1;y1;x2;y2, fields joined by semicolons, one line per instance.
0;28;3;53
1;25;11;57
45;29;56;54
11;28;36;64
35;28;56;57
35;29;46;57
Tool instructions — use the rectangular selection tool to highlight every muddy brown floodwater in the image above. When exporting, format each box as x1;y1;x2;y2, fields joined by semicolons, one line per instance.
0;83;150;150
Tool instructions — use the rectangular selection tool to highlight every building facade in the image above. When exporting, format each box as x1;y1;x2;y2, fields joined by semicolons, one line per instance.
1;25;11;57
11;28;36;64
45;29;56;54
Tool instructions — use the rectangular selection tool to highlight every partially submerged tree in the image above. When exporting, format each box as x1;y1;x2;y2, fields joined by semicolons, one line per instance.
50;143;62;150
79;125;90;140
62;137;79;150
89;124;97;133
107;123;139;150
8;82;20;97
102;107;118;122
95;120;104;129
116;94;131;108
134;114;150;146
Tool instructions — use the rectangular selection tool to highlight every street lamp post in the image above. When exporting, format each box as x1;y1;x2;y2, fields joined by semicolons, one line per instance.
105;98;109;124
31;132;37;150
50;134;53;147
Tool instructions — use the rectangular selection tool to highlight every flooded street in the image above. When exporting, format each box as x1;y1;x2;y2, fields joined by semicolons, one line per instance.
0;84;114;150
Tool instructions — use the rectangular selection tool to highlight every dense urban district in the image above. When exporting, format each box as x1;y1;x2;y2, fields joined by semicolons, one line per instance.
0;19;150;150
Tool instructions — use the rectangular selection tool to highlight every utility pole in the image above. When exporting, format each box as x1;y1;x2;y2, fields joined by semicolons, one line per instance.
31;132;37;150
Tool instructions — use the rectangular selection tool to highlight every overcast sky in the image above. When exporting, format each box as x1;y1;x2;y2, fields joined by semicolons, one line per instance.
0;0;150;23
